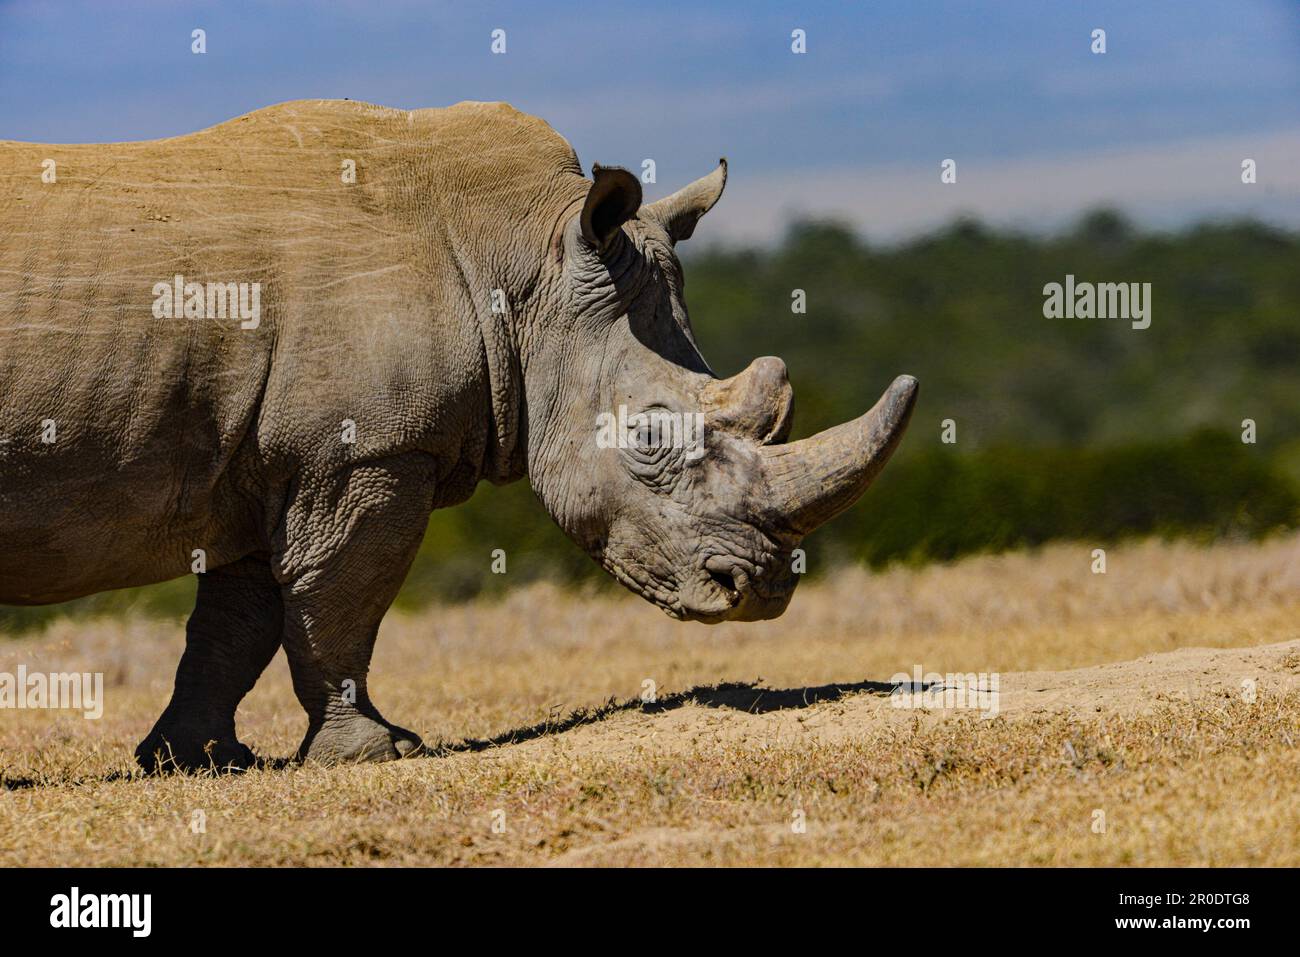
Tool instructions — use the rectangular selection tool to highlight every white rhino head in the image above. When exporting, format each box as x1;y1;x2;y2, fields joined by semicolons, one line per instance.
525;160;918;622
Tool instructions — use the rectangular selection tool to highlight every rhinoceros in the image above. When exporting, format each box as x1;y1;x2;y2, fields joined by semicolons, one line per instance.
0;100;916;770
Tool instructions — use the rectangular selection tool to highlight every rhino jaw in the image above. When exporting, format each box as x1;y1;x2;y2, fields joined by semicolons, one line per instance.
759;375;919;536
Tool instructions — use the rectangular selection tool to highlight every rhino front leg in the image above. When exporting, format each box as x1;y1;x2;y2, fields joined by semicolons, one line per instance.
135;556;283;773
277;458;436;765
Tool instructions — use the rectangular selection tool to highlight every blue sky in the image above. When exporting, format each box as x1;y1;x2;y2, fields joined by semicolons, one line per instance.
2;0;1297;241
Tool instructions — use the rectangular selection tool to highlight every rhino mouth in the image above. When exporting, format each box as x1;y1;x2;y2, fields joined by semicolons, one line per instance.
597;551;749;622
598;552;687;618
676;553;796;624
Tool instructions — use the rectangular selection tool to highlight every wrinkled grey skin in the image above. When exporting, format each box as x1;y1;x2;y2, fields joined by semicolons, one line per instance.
0;101;916;770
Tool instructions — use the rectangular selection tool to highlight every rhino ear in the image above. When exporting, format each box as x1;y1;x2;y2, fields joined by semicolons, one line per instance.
642;159;727;243
581;164;643;252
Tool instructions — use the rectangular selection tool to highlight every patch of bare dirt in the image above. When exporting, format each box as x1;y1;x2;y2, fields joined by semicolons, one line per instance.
493;639;1300;763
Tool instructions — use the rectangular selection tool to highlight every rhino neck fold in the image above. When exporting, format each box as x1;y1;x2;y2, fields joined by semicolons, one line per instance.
447;243;525;485
478;310;526;484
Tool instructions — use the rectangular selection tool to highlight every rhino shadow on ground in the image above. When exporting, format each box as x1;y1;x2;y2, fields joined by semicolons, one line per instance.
0;678;903;787
434;678;900;754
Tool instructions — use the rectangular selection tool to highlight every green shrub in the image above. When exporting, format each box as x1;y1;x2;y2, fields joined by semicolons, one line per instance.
835;430;1298;567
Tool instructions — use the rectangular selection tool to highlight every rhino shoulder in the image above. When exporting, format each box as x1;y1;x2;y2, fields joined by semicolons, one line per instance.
412;101;581;171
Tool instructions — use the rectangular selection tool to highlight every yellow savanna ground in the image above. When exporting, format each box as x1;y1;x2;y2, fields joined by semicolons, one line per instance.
1;533;1298;866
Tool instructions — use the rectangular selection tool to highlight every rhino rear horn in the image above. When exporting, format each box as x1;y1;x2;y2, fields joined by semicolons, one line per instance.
702;356;794;444
760;375;918;535
581;164;642;251
643;159;727;243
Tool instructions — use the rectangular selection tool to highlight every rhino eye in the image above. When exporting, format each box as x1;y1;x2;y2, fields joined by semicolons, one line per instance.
627;411;670;451
623;408;685;490
633;422;659;449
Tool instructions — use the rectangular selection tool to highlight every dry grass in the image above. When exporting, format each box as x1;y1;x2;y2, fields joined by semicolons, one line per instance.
1;533;1298;866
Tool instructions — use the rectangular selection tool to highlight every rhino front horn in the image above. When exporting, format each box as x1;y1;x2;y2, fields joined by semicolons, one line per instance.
760;375;918;535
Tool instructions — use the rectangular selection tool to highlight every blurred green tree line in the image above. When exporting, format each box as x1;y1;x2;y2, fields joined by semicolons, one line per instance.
3;211;1297;630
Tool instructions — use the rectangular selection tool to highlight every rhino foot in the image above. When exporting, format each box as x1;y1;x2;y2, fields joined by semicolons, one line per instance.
297;714;423;765
135;725;257;774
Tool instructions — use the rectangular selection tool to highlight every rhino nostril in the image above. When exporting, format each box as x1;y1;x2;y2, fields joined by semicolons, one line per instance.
708;569;738;595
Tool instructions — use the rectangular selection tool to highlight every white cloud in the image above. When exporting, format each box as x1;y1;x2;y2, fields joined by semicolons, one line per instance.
704;128;1300;244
